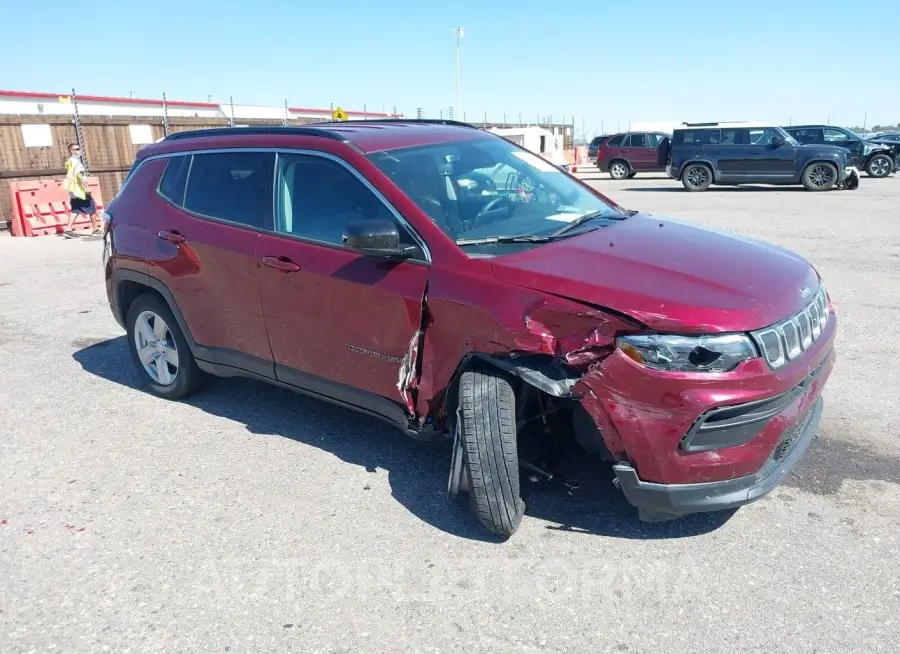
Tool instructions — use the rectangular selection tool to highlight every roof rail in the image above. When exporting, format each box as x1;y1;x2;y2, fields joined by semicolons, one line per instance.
310;118;479;129
163;125;347;142
681;121;750;127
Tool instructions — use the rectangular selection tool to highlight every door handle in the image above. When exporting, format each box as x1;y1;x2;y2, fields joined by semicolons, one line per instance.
261;256;301;272
157;230;186;244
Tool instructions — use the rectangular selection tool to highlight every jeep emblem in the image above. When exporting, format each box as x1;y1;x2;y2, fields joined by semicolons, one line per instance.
798;286;813;299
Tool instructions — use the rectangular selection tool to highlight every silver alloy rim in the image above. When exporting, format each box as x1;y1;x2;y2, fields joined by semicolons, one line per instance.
133;310;179;385
808;164;835;189
611;163;627;178
870;156;890;177
686;166;708;188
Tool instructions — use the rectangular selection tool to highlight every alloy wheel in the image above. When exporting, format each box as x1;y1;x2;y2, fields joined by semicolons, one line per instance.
610;163;628;179
869;156;891;177
808;164;836;189
686;166;709;189
133;310;180;385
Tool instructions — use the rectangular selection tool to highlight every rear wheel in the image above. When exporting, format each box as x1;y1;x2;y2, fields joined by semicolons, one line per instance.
681;163;712;191
608;160;630;180
801;162;837;191
126;293;205;399
448;363;525;538
866;153;892;178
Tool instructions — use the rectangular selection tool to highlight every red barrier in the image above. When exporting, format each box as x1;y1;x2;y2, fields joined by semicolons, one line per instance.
8;177;105;237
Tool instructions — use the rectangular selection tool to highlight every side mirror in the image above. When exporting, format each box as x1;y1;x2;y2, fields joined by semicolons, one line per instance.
771;135;784;148
342;219;409;258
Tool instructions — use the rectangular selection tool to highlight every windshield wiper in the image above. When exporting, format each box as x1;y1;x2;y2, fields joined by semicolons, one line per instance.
455;234;560;246
550;209;636;237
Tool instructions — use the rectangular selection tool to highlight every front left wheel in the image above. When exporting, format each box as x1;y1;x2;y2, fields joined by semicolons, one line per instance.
448;363;525;538
866;153;893;178
126;293;205;399
801;162;837;191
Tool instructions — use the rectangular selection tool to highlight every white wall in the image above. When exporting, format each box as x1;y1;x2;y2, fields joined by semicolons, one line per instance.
0;96;223;118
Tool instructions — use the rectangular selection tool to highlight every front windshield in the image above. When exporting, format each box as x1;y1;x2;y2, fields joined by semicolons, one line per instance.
366;135;624;251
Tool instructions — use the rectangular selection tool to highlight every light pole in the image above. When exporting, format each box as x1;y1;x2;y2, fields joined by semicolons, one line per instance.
452;26;464;120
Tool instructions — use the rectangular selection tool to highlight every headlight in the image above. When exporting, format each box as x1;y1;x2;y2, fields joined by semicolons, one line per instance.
616;333;758;373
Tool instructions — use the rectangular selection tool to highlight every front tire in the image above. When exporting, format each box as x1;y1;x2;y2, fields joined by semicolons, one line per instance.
801;162;837;191
866;153;893;178
452;363;525;538
608;160;630;180
126;293;205;399
681;163;712;191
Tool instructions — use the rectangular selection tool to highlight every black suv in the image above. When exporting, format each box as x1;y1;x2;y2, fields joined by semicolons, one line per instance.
783;125;899;178
662;122;859;192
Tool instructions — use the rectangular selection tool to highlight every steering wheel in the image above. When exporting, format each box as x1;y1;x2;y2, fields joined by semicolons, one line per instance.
470;194;513;230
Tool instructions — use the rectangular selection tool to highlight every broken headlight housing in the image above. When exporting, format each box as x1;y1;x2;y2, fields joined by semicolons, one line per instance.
616;333;758;373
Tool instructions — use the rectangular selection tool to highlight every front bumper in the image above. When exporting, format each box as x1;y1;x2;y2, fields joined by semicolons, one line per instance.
613;396;824;520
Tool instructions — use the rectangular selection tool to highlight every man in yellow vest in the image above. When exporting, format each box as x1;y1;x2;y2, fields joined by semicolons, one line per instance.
62;143;100;238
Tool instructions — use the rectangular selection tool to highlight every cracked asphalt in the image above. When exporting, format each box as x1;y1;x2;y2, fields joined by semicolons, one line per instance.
1;174;899;652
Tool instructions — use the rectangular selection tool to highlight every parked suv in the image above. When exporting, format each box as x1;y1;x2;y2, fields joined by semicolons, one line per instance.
595;131;670;179
587;135;607;161
783;124;899;178
663;121;859;191
103;121;836;538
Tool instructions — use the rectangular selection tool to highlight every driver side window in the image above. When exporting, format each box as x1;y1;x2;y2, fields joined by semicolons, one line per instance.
275;153;421;255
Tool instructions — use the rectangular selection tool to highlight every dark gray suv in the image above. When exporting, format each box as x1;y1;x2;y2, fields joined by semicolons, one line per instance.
662;122;860;192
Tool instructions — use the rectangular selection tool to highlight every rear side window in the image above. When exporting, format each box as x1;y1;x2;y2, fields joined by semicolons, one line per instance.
606;134;625;147
626;133;648;147
182;151;276;229
158;155;191;205
673;129;721;145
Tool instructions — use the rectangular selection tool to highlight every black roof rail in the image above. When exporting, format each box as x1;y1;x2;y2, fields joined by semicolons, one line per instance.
163;126;347;142
310;118;479;129
680;121;750;127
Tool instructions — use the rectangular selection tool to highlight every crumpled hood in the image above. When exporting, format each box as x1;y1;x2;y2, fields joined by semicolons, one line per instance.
490;214;821;334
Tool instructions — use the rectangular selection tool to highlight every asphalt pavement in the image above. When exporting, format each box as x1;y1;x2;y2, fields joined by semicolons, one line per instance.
1;173;898;652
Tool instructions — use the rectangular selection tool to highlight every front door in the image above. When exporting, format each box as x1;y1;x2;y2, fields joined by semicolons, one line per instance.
746;127;797;179
823;127;863;166
255;151;430;418
622;132;657;170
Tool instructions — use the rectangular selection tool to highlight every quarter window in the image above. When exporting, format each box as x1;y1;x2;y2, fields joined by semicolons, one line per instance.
182;151;275;229
606;134;625;147
158;155;190;205
274;153;422;256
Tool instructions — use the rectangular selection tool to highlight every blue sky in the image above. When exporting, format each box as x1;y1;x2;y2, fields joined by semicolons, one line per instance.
6;0;897;137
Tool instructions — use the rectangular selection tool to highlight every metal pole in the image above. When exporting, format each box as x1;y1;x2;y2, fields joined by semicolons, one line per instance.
162;92;170;136
71;88;87;172
229;96;235;127
440;109;444;120
453;27;464;119
283;99;288;126
364;104;368;120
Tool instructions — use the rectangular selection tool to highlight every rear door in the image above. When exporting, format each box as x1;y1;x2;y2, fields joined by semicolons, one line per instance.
597;133;625;168
622;133;656;170
148;150;276;375
255;151;429;414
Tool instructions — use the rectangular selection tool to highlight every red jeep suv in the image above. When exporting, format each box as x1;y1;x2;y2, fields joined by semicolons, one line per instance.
103;120;836;538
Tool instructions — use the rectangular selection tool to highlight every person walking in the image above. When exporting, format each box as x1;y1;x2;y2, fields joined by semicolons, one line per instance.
62;143;100;238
